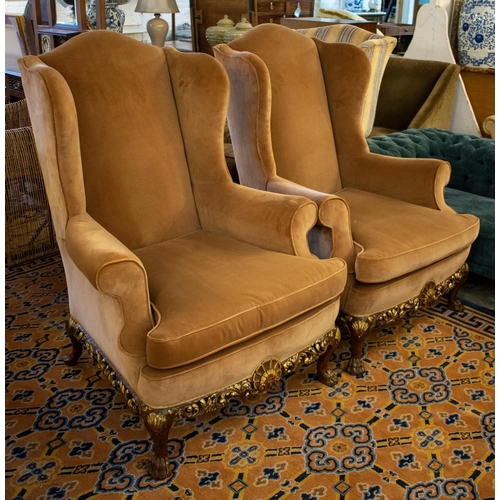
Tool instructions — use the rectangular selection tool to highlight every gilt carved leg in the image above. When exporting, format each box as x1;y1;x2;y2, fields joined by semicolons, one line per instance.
63;317;83;366
344;318;372;376
447;265;469;312
141;408;176;480
317;328;341;387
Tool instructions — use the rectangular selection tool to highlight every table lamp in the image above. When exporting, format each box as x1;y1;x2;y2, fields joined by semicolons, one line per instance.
135;0;180;47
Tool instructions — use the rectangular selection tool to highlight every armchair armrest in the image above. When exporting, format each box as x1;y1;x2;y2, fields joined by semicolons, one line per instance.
340;152;453;211
267;176;357;269
65;213;154;355
194;182;317;257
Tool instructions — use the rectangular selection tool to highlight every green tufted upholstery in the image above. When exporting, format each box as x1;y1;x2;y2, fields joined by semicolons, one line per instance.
367;128;495;280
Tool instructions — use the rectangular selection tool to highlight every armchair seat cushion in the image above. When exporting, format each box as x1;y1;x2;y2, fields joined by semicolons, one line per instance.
135;230;346;370
337;188;479;283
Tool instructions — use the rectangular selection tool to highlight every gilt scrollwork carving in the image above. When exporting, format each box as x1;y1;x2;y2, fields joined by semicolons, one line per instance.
340;264;469;376
66;321;340;422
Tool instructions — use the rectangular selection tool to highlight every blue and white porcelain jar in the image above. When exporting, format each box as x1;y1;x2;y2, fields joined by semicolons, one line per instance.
87;0;126;32
458;0;495;68
344;0;363;12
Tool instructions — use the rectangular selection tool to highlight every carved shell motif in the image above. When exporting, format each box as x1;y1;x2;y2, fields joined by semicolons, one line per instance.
251;358;283;392
420;281;439;307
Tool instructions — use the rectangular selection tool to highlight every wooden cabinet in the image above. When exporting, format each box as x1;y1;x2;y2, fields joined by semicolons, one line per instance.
193;0;315;54
28;0;109;54
256;1;313;24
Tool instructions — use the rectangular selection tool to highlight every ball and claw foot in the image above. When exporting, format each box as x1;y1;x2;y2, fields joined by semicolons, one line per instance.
318;367;339;387
149;457;172;481
346;356;367;377
448;296;465;313
316;333;340;387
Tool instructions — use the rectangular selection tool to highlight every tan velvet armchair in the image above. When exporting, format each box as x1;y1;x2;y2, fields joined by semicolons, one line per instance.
18;30;348;479
214;24;479;376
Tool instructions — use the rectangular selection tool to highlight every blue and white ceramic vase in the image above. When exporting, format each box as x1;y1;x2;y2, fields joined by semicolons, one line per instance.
458;0;495;68
87;0;126;32
344;0;363;12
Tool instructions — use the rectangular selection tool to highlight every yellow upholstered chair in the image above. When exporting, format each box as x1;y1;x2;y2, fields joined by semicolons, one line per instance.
370;56;461;136
296;24;396;137
214;24;479;376
19;30;348;479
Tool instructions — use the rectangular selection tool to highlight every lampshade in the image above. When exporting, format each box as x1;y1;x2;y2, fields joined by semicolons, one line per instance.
135;0;179;14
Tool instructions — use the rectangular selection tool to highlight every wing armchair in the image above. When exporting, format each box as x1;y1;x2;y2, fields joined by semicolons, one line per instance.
18;30;348;479
214;24;479;376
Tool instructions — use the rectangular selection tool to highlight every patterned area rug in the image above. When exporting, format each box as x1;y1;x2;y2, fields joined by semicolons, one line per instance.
5;255;495;499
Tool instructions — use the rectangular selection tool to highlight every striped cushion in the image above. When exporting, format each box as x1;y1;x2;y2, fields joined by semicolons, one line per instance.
297;25;397;137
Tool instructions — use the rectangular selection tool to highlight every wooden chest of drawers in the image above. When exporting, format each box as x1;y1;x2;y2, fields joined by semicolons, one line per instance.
255;1;314;24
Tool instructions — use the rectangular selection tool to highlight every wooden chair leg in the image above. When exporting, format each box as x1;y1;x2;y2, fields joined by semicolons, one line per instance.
345;318;371;376
63;318;83;366
448;266;469;312
317;343;338;387
141;409;176;480
317;328;341;386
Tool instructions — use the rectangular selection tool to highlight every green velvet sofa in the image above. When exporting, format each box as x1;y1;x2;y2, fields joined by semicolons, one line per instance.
367;128;495;280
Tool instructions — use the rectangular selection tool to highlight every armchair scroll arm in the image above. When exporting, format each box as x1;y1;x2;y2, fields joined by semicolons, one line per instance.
65;213;154;356
194;182;318;257
339;152;453;211
267;176;357;271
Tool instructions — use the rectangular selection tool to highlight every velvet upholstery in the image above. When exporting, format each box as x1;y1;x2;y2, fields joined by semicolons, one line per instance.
214;24;479;371
18;30;348;413
370;56;461;136
296;24;397;136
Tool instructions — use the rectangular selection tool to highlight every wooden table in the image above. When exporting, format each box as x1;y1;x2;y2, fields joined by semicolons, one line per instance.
280;17;377;33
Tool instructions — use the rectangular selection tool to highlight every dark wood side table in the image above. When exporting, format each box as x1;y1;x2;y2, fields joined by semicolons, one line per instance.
378;23;415;53
280;17;377;33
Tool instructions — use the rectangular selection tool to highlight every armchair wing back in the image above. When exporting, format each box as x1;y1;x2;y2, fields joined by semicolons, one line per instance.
19;30;348;479
296;24;397;136
24;35;204;250
214;24;479;378
224;26;342;194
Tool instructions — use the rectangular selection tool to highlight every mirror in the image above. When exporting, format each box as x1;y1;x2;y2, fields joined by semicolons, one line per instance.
55;0;77;26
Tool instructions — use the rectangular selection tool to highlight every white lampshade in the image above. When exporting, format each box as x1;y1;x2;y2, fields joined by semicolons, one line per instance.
135;0;179;14
135;0;179;47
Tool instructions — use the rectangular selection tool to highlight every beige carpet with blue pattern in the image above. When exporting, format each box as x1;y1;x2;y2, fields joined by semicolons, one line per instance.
5;255;495;499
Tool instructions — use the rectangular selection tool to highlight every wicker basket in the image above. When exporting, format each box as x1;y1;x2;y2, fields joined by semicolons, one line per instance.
5;100;58;265
5;99;32;130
